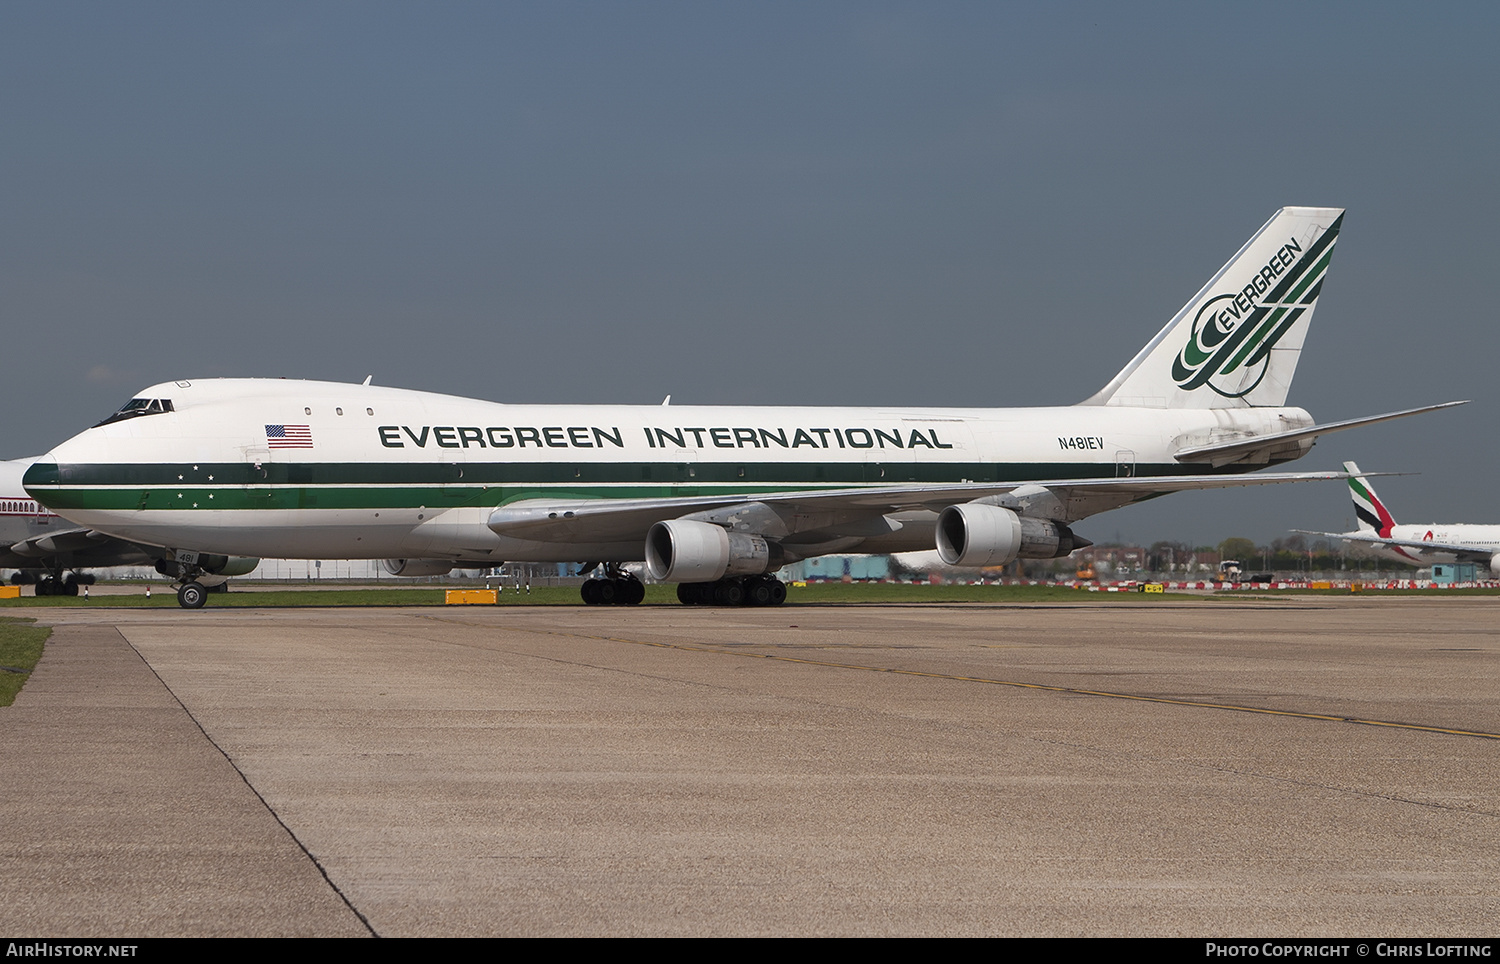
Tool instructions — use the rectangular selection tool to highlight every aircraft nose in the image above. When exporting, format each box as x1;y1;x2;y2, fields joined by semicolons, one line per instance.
22;460;59;493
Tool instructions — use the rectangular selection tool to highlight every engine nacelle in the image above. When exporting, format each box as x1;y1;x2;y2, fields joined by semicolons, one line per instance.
154;554;260;578
645;520;779;583
1489;553;1500;576
383;558;456;577
935;503;1087;567
203;555;260;577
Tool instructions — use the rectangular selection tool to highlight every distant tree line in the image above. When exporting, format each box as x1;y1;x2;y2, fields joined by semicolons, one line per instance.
1206;534;1414;575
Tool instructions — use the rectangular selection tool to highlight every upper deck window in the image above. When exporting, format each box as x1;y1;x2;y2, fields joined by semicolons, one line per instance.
95;397;174;427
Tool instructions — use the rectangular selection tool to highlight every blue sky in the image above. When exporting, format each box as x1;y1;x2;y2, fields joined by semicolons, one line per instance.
3;2;1496;545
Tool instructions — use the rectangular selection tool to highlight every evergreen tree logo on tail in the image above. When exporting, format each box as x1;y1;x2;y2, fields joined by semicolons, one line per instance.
1172;214;1342;398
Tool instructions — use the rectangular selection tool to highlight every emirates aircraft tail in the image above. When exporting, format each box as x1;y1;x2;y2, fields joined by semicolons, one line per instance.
1345;461;1398;537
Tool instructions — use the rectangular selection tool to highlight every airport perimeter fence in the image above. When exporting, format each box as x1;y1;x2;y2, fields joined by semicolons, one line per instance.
802;573;1500;591
9;557;1492;593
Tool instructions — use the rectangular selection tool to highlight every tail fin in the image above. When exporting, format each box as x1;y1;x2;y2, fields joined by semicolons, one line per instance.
1084;206;1344;408
1345;460;1397;536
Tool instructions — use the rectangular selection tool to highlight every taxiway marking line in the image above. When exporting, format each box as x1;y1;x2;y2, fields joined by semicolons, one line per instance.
537;627;1500;742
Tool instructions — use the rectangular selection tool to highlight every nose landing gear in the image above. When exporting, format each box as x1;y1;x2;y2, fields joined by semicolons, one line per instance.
176;581;208;609
156;556;221;609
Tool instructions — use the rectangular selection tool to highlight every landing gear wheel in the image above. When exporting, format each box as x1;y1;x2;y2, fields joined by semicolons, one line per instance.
62;577;79;597
620;577;645;605
177;581;208;609
582;574;645;605
679;578;785;607
756;575;792;608
741;576;787;606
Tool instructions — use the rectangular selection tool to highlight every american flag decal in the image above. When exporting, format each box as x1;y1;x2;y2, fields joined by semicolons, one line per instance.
266;424;314;448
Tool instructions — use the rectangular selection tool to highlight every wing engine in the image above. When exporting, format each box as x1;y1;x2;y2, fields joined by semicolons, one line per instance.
935;503;1090;567
644;520;784;583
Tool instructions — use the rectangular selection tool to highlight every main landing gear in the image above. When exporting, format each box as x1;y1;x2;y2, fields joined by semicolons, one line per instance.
31;572;90;597
677;574;787;607
580;565;645;606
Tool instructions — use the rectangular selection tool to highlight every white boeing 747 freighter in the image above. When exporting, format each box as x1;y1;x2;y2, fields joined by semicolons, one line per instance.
24;207;1463;607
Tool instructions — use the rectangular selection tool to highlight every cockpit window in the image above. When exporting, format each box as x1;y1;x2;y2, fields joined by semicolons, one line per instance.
95;397;174;427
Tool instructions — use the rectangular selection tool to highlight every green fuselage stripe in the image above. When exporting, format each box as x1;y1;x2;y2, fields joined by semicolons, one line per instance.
29;460;1234;512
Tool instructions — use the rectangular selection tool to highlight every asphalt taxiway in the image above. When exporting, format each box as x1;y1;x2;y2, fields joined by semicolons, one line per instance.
2;597;1498;936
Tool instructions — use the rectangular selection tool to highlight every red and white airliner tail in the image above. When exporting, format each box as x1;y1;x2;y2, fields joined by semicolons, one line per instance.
1301;462;1500;571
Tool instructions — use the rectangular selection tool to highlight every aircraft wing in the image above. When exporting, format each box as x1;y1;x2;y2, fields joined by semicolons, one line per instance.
1294;529;1496;564
8;526;113;557
1173;401;1467;466
490;470;1350;544
0;526;160;569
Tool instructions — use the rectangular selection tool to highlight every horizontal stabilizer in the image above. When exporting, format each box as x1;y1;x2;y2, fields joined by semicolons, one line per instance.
1174;401;1467;465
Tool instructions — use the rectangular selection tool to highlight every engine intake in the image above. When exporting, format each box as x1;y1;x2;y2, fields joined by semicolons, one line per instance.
935;503;1088;567
645;520;780;583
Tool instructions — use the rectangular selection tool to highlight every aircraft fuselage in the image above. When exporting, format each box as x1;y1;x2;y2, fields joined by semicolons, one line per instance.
25;379;1313;562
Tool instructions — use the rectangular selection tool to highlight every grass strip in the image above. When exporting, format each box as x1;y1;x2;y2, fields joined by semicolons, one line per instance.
0;617;51;706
